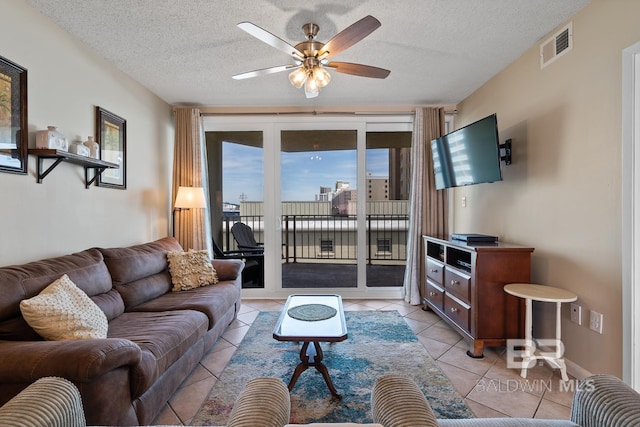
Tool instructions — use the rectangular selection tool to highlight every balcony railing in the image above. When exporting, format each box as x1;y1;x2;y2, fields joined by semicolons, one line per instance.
221;214;408;265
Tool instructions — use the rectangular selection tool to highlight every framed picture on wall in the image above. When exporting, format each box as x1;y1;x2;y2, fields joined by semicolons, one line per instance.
0;56;28;175
95;106;127;189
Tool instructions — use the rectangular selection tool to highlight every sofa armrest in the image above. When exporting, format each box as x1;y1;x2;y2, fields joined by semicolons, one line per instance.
212;258;244;281
0;339;141;383
227;377;290;427
0;376;86;427
571;374;640;427
371;375;439;427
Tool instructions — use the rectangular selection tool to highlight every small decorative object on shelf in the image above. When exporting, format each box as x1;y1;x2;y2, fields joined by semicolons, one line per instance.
83;136;99;159
69;140;90;157
35;126;68;151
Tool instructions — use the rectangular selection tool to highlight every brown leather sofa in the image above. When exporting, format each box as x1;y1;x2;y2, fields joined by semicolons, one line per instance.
0;237;243;426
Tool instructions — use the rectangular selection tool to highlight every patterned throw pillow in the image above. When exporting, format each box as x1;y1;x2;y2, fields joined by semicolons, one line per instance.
167;249;218;292
20;274;108;340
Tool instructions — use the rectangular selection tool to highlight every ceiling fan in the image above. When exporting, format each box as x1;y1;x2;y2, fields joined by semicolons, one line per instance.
232;15;390;98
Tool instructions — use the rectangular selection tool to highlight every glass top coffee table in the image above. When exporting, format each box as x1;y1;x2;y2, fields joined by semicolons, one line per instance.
273;294;347;398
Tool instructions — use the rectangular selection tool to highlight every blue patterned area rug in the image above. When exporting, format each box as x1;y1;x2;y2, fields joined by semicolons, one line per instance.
192;310;474;425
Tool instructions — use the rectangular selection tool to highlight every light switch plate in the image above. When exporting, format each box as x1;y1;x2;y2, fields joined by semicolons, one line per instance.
570;303;581;325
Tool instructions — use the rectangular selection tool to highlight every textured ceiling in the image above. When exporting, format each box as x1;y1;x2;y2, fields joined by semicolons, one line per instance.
25;0;591;108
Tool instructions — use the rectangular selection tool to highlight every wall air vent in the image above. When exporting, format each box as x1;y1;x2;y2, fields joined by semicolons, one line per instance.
540;22;573;69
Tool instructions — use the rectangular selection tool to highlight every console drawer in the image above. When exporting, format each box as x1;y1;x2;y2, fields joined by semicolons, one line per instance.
444;293;471;333
426;259;444;285
425;281;444;310
445;267;471;302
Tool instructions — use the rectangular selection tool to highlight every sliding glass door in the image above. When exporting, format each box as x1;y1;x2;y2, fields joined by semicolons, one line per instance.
205;128;265;289
365;126;412;288
203;115;411;299
279;127;359;289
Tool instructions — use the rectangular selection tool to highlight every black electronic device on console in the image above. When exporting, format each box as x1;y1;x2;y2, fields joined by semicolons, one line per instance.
451;233;498;243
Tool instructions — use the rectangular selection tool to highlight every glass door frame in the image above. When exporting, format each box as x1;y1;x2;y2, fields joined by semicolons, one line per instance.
203;114;412;300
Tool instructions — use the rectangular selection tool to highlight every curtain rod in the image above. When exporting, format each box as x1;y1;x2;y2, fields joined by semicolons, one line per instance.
177;105;457;117
199;110;414;117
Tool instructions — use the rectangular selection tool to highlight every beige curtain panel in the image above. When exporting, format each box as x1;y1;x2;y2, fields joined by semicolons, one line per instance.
172;108;209;252
403;107;448;305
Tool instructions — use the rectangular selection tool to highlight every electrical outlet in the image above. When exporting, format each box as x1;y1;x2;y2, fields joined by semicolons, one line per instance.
570;303;582;325
461;196;467;208
589;310;603;334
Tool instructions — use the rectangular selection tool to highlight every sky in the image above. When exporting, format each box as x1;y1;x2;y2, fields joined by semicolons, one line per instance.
222;142;389;205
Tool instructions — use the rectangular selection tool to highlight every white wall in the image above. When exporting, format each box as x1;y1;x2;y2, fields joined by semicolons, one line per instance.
454;0;640;376
0;1;173;266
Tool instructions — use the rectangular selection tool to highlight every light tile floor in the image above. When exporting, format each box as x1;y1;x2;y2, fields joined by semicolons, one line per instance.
153;298;575;425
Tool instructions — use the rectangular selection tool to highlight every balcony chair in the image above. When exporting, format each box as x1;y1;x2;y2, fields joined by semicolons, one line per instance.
213;238;263;288
231;222;264;253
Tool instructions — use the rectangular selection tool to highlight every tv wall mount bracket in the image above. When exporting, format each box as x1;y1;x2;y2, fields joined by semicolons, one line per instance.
500;139;512;165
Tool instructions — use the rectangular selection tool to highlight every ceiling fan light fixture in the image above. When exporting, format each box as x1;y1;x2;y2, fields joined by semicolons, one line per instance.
313;66;331;88
304;75;320;98
288;67;308;88
304;85;319;98
304;73;319;93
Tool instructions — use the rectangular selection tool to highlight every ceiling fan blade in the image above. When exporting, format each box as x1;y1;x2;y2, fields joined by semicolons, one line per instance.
318;15;381;59
326;62;390;79
237;22;304;59
232;64;299;80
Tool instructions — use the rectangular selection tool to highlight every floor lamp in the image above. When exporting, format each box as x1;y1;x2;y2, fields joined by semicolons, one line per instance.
172;186;206;237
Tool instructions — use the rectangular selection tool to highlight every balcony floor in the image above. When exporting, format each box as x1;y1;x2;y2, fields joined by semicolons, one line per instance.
281;262;405;288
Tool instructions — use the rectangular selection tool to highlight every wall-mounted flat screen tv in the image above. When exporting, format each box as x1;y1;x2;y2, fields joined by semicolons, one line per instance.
430;113;502;190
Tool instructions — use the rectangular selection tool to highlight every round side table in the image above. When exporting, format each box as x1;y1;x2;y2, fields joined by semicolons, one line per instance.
503;283;577;381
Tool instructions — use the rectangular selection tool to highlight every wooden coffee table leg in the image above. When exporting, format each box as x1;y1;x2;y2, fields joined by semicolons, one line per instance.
287;342;310;392
288;341;341;399
311;342;342;399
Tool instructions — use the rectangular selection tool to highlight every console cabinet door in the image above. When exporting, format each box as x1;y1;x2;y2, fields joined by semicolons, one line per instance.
426;282;445;310
444;293;471;333
426;259;444;284
444;267;471;302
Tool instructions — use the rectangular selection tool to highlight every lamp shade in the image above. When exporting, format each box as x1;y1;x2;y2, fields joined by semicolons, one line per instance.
174;186;206;209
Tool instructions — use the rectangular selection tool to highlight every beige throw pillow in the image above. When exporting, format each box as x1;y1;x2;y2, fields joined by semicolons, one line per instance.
20;274;108;340
167;249;218;292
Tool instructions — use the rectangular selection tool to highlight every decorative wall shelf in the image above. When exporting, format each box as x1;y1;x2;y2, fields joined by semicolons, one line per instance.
28;149;119;189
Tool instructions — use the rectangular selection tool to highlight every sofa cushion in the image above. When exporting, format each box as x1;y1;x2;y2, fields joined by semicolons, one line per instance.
99;237;183;309
107;310;208;398
128;281;240;329
20;274;108;340
212;259;243;281
114;272;173;310
0;248;121;340
167;249;218;292
99;237;183;286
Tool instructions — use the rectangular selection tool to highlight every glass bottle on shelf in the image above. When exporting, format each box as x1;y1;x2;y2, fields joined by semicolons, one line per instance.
83;136;99;159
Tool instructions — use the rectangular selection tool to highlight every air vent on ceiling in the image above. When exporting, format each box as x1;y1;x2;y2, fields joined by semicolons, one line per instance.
540;22;573;69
